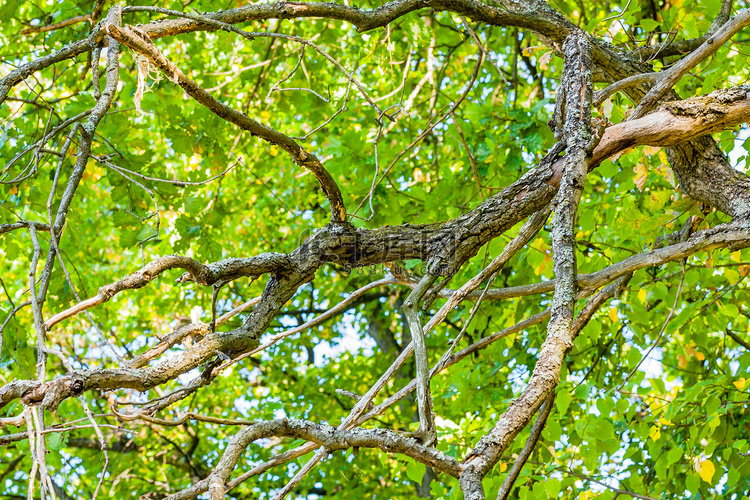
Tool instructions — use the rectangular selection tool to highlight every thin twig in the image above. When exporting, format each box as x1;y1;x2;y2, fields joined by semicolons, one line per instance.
349;42;485;217
620;262;686;387
496;392;554;500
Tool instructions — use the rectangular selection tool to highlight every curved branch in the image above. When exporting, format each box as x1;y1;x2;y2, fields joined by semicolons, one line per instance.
124;0;562;38
44;253;289;329
19;13;93;36
104;22;347;222
174;418;462;500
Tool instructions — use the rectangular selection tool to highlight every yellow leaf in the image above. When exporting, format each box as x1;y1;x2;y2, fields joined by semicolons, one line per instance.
658;417;672;426
269;145;279;157
260;110;271;121
696;459;715;483
539;51;553;70
609;307;618;323
686;343;705;361
734;377;747;390
677;355;688;369
499;462;507;472
633;163;648;191
649;426;660;441
638;289;647;303
534;253;552;276
655;155;675;186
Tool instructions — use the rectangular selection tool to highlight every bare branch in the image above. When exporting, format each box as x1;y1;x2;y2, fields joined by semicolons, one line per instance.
123;0;563;38
0;220;50;235
172;418;463;500
401;273;439;446
19;14;93;36
44;253;289;329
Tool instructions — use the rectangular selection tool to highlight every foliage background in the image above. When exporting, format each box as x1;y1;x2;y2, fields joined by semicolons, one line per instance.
1;0;749;498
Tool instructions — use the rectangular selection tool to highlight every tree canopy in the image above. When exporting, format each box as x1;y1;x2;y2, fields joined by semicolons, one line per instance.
2;0;750;498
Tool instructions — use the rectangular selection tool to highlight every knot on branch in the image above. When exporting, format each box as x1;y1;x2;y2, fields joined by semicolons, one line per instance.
19;374;87;411
277;2;310;16
298;222;359;267
70;377;85;395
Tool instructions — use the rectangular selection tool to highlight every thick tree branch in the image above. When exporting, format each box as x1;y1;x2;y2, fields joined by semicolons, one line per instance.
171;417;462;500
123;0;562;38
461;31;595;499
0;221;51;235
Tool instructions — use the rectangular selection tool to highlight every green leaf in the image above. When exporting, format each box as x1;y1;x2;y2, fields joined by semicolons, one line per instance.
705;395;721;416
544;478;561;497
46;433;66;451
667;446;682;466
640;19;661;31
556;388;572;414
406;461;426;483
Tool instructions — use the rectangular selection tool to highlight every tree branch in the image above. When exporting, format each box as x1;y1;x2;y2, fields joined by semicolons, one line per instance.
496;392;554;500
461;31;595;499
44;253;288;329
401;273;439;446
103;22;347;222
630;10;750;120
